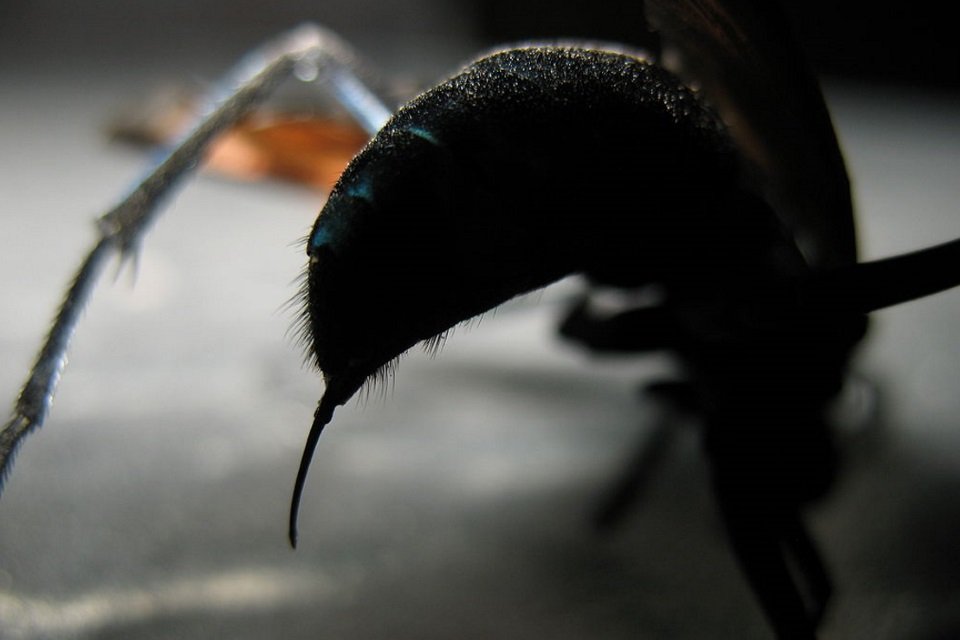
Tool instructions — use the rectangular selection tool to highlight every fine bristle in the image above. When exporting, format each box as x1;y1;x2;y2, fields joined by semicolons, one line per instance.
358;356;401;403
284;262;321;371
421;330;450;358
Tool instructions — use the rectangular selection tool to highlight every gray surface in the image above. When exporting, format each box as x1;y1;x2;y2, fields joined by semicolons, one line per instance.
1;30;960;640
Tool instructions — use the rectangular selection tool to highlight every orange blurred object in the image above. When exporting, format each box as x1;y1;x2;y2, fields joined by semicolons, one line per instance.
109;86;371;191
204;116;370;190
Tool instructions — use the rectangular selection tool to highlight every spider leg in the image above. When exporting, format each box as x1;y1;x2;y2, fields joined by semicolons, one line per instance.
0;24;391;492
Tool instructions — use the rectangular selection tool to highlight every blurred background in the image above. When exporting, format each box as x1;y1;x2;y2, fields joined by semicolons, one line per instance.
1;0;958;84
1;2;959;639
0;0;960;87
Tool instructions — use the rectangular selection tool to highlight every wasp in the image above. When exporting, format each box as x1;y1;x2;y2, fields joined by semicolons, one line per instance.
1;3;958;639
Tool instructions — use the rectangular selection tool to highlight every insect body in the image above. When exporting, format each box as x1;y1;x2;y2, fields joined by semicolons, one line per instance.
295;38;960;637
301;47;748;398
294;45;872;638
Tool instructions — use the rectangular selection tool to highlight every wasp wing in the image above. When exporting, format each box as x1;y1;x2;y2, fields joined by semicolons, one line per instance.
643;0;856;269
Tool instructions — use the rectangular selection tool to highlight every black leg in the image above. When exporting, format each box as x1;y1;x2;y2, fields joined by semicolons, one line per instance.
559;297;679;353
716;483;823;640
592;417;675;529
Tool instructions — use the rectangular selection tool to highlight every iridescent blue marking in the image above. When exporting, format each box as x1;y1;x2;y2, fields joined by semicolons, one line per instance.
406;125;440;146
310;225;335;248
311;172;375;250
346;178;374;203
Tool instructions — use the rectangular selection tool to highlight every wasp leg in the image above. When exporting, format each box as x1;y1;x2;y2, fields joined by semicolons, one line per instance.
714;487;827;640
779;513;832;623
560;296;692;529
0;24;390;492
644;379;702;413
559;297;679;353
708;414;835;639
591;415;675;529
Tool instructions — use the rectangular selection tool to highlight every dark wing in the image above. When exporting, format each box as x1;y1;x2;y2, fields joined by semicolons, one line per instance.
643;0;856;269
